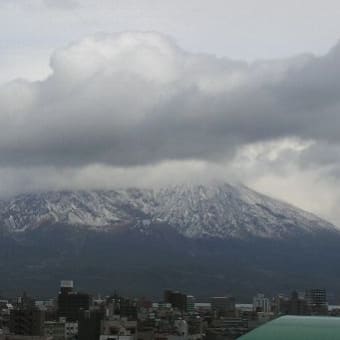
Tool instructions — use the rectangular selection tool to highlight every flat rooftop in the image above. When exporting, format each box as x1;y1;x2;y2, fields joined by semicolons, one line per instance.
238;315;340;340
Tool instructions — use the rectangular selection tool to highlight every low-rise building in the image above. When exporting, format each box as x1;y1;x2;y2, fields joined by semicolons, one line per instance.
44;321;65;340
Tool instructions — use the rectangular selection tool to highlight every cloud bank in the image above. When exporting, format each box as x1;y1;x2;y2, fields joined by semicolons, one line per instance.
1;32;340;167
1;32;340;224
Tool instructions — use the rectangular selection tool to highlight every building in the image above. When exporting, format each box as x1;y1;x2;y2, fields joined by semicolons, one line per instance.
0;337;52;340
185;296;195;314
207;317;248;340
78;309;104;340
173;319;188;337
305;289;328;315
44;320;65;340
163;291;187;312
65;321;78;339
119;298;138;320
187;316;204;336
0;300;13;334
57;281;91;322
100;317;137;340
252;294;270;314
274;291;309;316
194;303;211;316
9;308;45;336
210;297;235;316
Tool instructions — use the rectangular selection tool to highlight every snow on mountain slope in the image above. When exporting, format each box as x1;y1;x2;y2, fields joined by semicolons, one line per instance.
0;183;337;239
151;183;337;238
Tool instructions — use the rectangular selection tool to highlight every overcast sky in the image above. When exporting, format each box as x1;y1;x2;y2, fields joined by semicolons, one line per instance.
1;0;340;226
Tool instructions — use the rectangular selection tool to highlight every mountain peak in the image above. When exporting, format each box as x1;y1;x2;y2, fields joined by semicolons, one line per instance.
0;183;337;239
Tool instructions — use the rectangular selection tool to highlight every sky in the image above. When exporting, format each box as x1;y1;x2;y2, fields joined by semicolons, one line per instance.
1;0;340;225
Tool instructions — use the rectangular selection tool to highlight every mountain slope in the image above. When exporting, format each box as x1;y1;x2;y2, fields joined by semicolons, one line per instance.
0;183;337;239
0;183;340;298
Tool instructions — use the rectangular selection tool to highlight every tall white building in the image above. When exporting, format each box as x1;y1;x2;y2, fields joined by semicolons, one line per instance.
253;293;271;313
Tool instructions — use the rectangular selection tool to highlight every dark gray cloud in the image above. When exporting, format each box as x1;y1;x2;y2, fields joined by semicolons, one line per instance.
0;32;340;169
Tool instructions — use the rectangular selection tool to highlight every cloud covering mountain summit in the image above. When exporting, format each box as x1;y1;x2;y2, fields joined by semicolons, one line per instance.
1;32;340;226
1;32;340;168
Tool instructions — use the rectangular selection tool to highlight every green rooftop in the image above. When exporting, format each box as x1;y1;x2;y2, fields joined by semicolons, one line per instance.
238;316;340;340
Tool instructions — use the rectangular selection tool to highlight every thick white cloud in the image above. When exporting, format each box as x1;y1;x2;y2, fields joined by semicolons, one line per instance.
1;32;340;226
0;32;340;168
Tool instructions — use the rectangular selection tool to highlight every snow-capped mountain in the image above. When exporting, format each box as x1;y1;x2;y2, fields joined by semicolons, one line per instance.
1;183;340;298
0;183;337;239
